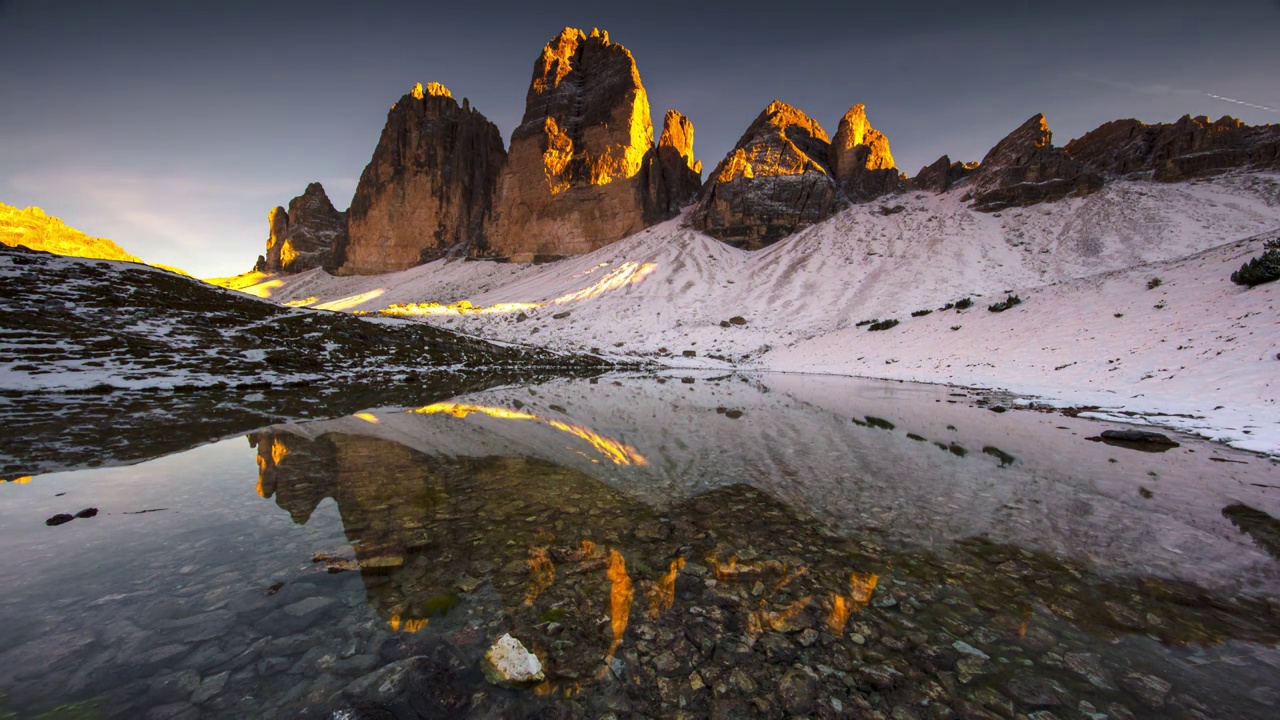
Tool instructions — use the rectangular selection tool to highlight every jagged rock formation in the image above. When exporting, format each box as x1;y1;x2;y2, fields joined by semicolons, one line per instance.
969;114;1103;212
642;110;703;223
334;82;506;275
690;101;843;249
1064;115;1280;182
257;183;346;274
483;28;660;261
910;155;979;193
0;202;142;264
828;105;898;200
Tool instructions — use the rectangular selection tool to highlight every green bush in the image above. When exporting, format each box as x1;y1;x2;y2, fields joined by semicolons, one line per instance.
954;298;973;310
1232;240;1280;287
855;319;876;327
1146;277;1162;290
867;319;899;331
911;309;932;317
989;294;1022;312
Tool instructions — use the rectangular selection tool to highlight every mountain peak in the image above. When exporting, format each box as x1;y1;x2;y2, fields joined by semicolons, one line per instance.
410;82;451;100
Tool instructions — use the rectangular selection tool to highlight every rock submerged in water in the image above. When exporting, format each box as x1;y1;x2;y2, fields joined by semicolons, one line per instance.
482;633;544;686
45;513;75;526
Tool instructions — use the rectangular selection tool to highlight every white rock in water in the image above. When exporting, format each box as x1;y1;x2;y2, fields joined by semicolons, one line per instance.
483;633;544;685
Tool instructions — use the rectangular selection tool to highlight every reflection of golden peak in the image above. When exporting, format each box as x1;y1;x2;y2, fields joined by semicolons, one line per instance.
415;403;537;421
415;402;648;467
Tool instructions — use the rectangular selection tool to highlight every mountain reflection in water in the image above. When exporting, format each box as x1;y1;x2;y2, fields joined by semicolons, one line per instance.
242;374;1280;719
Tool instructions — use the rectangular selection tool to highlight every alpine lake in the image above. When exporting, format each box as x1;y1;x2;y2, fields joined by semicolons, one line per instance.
2;373;1279;720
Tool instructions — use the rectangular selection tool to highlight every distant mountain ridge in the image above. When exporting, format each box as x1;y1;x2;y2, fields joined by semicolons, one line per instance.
0;202;142;264
246;26;1280;276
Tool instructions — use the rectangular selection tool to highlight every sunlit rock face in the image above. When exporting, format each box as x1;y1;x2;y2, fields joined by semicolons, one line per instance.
484;28;661;261
641;110;703;223
828;104;899;200
335;82;506;275
256;183;346;273
1064;115;1280;182
909;154;979;193
256;206;289;272
690;100;844;249
969;113;1104;212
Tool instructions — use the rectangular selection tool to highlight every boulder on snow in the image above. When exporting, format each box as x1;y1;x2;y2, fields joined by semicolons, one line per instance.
1087;429;1181;452
482;633;544;686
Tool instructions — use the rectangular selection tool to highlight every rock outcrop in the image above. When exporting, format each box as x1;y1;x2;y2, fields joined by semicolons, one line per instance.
828;105;898;200
910;155;979;193
1064;115;1280;181
484;28;659;261
969;114;1103;212
256;183;346;274
642;110;703;223
690;101;843;249
1;202;142;264
334;82;506;275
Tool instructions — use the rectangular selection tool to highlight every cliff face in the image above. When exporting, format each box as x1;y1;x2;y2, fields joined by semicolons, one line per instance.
828;104;899;200
483;28;659;261
969;114;1103;212
689;101;844;249
334;82;506;275
1064;115;1280;182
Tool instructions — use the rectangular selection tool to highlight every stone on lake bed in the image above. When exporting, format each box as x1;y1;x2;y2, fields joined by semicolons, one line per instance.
952;640;990;659
482;633;544;686
45;513;75;526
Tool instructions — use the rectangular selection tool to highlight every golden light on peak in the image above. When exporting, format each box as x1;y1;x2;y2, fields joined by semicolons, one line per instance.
353;412;380;424
1;476;33;484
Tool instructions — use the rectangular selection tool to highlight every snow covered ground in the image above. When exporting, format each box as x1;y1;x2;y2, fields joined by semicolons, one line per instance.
226;172;1280;454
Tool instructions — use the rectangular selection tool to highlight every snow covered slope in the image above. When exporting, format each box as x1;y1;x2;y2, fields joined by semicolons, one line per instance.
228;172;1280;452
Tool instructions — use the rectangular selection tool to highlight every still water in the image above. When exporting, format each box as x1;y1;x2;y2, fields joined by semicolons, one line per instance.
2;374;1279;719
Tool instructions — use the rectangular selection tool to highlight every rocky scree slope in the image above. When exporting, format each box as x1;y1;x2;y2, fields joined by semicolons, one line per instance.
0;244;610;476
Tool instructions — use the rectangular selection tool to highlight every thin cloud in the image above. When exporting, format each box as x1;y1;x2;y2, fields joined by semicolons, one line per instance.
1204;94;1278;113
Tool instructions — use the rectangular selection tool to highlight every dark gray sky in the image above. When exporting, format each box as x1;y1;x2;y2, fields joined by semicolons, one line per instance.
1;0;1277;276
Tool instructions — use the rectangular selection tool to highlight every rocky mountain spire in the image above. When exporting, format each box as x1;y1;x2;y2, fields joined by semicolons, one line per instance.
483;27;657;261
690;100;843;249
828;104;898;199
643;110;703;222
969;113;1102;212
256;183;345;274
333;82;506;275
